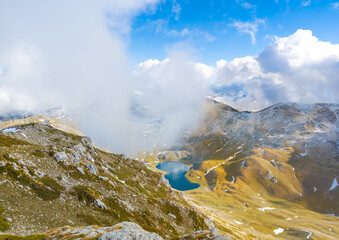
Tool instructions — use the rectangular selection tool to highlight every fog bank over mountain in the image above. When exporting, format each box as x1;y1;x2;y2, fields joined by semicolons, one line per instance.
0;0;208;155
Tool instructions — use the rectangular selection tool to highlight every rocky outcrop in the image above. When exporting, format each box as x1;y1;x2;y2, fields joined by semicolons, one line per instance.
99;222;163;240
46;222;163;240
47;222;233;240
181;228;231;240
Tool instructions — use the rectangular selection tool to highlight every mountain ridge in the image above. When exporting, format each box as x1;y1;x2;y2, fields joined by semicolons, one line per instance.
0;122;229;239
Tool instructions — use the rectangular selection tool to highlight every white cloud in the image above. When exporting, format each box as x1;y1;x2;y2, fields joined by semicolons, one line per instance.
301;0;312;7
230;18;265;44
167;28;215;42
237;0;256;9
0;0;212;155
332;2;339;9
172;0;181;20
131;55;210;148
214;29;339;110
140;20;215;42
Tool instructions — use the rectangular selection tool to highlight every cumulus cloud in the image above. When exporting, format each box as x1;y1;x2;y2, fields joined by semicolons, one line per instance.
0;0;209;155
214;29;339;110
230;18;265;44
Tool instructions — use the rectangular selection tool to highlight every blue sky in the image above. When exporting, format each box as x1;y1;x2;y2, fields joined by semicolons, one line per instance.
129;0;339;65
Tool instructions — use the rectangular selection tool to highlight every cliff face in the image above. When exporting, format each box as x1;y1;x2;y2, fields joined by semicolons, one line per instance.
0;122;211;239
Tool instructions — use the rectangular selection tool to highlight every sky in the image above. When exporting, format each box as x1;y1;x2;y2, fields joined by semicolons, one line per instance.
0;0;338;154
129;0;339;65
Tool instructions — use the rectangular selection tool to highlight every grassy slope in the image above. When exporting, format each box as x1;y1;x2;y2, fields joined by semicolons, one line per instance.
0;123;208;239
182;147;339;239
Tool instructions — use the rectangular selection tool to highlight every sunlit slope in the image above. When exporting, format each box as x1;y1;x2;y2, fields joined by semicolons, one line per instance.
182;101;339;214
184;147;339;239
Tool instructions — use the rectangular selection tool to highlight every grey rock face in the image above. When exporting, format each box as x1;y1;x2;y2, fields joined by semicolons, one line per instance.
99;176;109;181
94;199;107;209
76;167;85;174
85;164;98;175
54;152;68;162
99;222;163;240
264;170;277;183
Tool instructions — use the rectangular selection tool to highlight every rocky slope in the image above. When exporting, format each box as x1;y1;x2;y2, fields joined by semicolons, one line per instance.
0;122;219;239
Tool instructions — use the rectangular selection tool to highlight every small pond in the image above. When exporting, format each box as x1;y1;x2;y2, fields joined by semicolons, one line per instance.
156;161;200;191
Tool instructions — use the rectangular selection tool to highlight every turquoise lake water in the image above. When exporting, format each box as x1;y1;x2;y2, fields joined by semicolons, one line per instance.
156;161;200;191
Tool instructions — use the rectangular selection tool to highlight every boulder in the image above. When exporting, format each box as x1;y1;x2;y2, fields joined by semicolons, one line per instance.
99;222;163;240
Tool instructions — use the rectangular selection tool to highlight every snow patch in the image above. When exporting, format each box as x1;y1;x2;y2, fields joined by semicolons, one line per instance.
329;176;338;191
273;228;284;235
324;213;337;216
240;160;246;168
1;127;19;133
115;176;126;185
313;187;317;192
39;119;49;124
258;207;275;212
20;133;27;138
205;161;226;175
303;230;312;239
231;176;235;183
233;220;243;225
300;152;308;157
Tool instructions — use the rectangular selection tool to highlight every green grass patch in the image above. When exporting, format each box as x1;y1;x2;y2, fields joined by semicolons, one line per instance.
32;150;45;158
102;197;130;221
30;183;60;201
160;202;183;224
72;186;101;205
189;210;207;229
76;213;101;225
0;135;30;147
0;206;10;232
40;175;65;194
0;235;46;240
1;164;61;201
